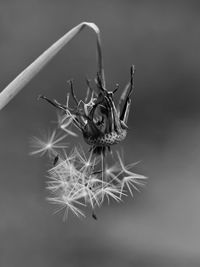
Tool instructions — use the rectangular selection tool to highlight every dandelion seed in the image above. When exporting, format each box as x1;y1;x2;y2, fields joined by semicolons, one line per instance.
105;163;121;184
116;151;147;196
95;184;122;204
30;130;68;157
48;196;86;219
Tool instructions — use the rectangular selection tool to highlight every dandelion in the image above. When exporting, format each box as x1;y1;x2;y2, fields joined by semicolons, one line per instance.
31;24;146;219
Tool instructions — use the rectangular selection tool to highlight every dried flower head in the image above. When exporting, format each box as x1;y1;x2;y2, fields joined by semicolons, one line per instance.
40;65;134;155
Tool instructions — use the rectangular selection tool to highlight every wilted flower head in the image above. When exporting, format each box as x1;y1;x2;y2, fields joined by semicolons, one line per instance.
39;65;134;155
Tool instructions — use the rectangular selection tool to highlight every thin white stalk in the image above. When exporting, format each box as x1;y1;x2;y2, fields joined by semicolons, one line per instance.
0;22;105;110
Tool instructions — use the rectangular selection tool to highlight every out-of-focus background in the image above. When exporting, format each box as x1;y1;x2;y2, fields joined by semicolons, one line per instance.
0;0;200;266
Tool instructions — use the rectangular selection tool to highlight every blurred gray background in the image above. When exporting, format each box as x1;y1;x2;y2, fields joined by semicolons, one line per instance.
0;0;200;266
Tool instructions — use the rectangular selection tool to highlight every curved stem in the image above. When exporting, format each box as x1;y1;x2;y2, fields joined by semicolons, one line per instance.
0;22;105;110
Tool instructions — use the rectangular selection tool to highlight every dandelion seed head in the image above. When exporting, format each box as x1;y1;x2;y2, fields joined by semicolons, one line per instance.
43;146;147;219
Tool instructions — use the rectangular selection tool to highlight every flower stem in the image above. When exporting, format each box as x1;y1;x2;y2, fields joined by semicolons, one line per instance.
0;22;105;110
101;152;105;200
